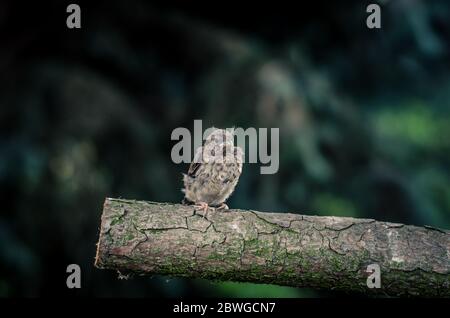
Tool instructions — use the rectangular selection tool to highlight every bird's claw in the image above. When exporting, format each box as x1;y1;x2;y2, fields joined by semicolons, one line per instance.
194;202;210;218
216;203;229;211
193;202;229;218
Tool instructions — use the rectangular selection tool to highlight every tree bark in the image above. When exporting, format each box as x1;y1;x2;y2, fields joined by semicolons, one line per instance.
95;198;450;297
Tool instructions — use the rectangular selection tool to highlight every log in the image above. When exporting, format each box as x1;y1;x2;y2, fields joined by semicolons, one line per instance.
94;198;450;297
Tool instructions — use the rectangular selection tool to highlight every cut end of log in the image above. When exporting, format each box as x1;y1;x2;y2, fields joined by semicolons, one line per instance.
94;197;114;269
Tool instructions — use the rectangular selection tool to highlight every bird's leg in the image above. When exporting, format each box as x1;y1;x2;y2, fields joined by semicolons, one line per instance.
194;201;210;218
215;203;229;211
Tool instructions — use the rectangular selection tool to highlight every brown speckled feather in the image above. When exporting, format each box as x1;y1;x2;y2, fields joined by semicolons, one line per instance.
182;129;243;207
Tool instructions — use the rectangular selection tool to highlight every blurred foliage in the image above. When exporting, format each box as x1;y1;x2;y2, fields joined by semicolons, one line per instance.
373;102;449;151
0;0;449;297
202;281;307;298
311;193;359;218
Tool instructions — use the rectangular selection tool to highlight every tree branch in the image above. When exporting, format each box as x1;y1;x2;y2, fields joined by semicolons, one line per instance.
94;198;450;297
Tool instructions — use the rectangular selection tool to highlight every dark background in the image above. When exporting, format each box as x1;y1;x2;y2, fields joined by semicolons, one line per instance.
0;0;449;297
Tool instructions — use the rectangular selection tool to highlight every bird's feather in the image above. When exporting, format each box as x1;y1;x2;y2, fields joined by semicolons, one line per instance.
187;147;204;177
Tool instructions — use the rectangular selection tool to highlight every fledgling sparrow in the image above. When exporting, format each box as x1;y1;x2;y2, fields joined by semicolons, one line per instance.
182;128;243;216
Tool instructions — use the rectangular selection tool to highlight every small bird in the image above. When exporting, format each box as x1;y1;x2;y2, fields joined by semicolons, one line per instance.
182;128;243;216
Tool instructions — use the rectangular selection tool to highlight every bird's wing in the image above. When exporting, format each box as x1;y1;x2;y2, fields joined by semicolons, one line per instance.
187;147;204;178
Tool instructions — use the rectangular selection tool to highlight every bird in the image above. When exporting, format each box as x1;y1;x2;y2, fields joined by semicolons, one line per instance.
182;128;243;217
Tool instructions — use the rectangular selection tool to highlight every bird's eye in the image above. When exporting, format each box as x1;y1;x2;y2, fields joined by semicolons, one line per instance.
211;149;215;156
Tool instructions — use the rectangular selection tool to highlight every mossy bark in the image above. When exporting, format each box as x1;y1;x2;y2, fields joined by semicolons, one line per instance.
95;198;450;297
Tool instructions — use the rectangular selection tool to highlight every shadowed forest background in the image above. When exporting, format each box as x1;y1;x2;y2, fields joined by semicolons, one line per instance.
0;0;449;297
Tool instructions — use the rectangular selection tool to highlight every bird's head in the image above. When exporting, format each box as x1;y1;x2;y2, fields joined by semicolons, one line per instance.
205;128;235;147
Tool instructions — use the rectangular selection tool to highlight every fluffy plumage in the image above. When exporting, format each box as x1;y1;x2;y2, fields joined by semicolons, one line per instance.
182;129;243;212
